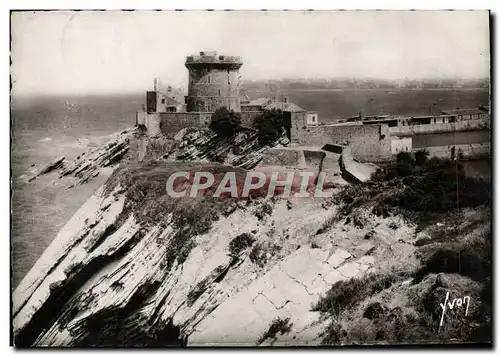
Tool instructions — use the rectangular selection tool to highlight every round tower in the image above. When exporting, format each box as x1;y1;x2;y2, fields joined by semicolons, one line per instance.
185;51;243;112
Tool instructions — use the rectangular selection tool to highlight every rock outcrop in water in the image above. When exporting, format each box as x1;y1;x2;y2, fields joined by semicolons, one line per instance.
58;128;135;187
28;156;65;182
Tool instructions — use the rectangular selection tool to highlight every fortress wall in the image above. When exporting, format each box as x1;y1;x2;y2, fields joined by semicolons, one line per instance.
146;113;162;136
303;150;326;170
147;113;211;138
146;111;263;138
291;119;392;162
260;148;306;168
391;137;413;154
423;143;490;160
389;118;490;136
340;146;378;183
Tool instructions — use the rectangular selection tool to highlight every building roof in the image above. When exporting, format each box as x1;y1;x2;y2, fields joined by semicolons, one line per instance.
241;96;306;112
239;95;251;104
246;97;274;106
264;101;306;113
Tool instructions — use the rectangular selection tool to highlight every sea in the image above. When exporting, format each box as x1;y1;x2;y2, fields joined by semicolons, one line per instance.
10;88;490;288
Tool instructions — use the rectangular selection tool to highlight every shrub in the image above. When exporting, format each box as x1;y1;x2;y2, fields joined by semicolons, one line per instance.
415;230;491;283
252;109;285;146
312;273;400;313
228;233;256;259
249;244;267;268
258;317;293;344
414;149;430;166
209;106;242;137
392;151;415;178
364;156;490;217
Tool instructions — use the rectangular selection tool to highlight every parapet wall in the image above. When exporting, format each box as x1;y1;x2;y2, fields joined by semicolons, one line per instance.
146;111;263;138
260;148;306;168
292;122;392;162
389;118;490;136
146;113;209;137
423;143;490;160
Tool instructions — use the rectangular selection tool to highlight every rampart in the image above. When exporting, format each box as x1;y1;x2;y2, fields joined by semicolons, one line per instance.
146;111;263;138
260;148;306;168
339;145;378;183
423;143;490;160
291;119;392;162
389;118;490;136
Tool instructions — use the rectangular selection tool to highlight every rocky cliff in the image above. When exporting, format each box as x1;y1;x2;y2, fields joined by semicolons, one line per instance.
13;128;491;347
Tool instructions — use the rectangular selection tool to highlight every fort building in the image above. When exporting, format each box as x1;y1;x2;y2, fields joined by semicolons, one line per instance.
136;50;488;164
185;51;243;112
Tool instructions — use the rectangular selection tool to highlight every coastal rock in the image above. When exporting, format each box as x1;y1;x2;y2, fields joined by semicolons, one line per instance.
28;156;65;182
58;128;136;187
13;175;397;346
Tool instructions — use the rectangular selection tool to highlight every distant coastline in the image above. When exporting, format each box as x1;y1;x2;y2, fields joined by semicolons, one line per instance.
288;87;489;92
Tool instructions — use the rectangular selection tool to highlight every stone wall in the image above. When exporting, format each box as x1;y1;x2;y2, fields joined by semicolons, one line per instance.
339;146;378;183
260;148;306;168
422;143;491;160
145;111;263;138
391;137;412;154
290;116;392;162
389;118;490;136
303;150;325;170
145;113;209;137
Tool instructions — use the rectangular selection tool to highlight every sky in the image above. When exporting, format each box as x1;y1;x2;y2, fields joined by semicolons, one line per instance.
11;10;490;95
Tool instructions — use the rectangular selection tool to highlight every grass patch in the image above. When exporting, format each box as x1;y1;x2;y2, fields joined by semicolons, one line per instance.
104;161;249;270
313;273;401;314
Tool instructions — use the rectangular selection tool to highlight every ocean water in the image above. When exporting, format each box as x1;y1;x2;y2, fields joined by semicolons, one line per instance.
248;88;490;121
11;94;143;288
10;89;489;288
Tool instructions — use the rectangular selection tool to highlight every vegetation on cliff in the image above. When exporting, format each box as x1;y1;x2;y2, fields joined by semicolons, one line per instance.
209;106;243;137
252;109;286;146
336;151;490;219
313;151;491;345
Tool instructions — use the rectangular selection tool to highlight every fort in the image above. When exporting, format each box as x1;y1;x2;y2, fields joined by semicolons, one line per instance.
136;50;490;165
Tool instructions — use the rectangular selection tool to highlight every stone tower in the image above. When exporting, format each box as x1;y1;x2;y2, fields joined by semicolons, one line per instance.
185;51;243;112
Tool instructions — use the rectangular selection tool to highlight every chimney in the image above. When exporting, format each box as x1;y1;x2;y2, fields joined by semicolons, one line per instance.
154;77;158;91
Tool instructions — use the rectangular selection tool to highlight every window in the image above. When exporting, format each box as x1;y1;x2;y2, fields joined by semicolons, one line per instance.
161;98;166;104
218;89;221;96
208;75;211;84
228;75;230;85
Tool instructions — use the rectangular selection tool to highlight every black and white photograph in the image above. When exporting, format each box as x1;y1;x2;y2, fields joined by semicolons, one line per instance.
10;8;492;347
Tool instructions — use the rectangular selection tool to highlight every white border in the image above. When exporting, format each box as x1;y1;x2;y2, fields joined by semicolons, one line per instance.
2;1;498;355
